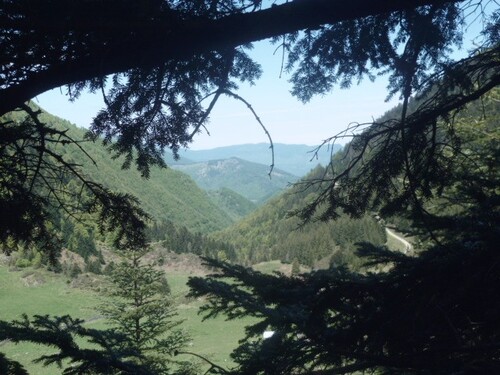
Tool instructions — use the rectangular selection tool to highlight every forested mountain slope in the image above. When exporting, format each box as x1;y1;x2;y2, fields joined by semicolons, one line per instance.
215;165;386;267
172;157;297;204
221;87;500;270
207;188;257;221
4;107;234;234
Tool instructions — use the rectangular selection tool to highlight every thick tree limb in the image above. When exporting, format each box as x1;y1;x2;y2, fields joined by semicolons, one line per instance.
0;0;461;116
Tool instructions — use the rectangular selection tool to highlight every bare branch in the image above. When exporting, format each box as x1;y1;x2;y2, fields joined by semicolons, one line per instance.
222;89;275;176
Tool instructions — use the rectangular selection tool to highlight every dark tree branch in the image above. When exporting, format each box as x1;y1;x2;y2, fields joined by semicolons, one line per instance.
0;0;461;116
294;46;500;222
222;89;275;175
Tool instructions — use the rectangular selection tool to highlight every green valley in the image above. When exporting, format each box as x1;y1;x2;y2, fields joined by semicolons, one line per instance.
1;2;498;374
213;164;387;268
172;157;297;204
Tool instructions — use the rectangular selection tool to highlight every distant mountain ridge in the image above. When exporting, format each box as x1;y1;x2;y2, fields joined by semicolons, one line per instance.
175;143;342;177
172;157;297;204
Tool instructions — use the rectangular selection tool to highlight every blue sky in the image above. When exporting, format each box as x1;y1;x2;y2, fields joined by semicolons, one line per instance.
35;5;489;150
36;40;399;150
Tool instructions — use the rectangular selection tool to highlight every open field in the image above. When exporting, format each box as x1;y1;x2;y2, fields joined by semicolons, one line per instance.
0;264;255;374
0;266;102;375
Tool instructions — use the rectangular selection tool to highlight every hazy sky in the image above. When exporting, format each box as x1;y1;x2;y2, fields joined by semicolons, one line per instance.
35;7;487;150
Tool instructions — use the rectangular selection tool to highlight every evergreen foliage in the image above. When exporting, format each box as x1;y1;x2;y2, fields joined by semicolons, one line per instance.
188;64;500;375
0;106;149;260
147;220;237;262
0;0;471;260
0;250;198;374
1;1;499;374
100;251;194;374
1;107;237;278
36;111;234;234
188;87;499;372
0;314;153;374
188;4;500;374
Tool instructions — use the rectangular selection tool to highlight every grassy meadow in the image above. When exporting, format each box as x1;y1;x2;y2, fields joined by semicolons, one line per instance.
0;264;255;374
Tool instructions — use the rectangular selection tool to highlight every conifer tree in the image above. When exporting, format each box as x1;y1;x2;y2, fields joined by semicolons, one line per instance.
101;250;195;375
0;1;499;373
0;314;154;374
188;72;500;375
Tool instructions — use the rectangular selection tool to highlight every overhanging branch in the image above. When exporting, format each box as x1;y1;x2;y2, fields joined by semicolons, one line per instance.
0;0;461;116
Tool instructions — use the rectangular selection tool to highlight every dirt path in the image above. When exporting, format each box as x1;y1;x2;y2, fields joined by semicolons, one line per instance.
385;227;413;255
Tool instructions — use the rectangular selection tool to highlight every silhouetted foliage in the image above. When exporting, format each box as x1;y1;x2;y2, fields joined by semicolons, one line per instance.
0;106;149;260
187;3;500;375
0;314;154;374
1;0;499;374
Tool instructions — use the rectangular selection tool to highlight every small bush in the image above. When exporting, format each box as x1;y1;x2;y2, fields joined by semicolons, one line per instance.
15;258;31;268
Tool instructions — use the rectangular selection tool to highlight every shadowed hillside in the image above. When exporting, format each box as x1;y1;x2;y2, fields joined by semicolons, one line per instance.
3;107;234;234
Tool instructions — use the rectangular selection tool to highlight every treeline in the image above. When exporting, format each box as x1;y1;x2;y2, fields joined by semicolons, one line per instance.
147;220;237;262
5;204;105;275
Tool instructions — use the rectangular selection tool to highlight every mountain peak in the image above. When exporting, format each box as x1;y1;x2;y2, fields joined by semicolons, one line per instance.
176;143;342;176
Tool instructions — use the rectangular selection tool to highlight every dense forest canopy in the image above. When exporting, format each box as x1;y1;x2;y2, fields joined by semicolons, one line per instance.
1;0;499;373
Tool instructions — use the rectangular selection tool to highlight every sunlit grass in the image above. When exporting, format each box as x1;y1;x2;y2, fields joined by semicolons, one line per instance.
0;265;255;374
